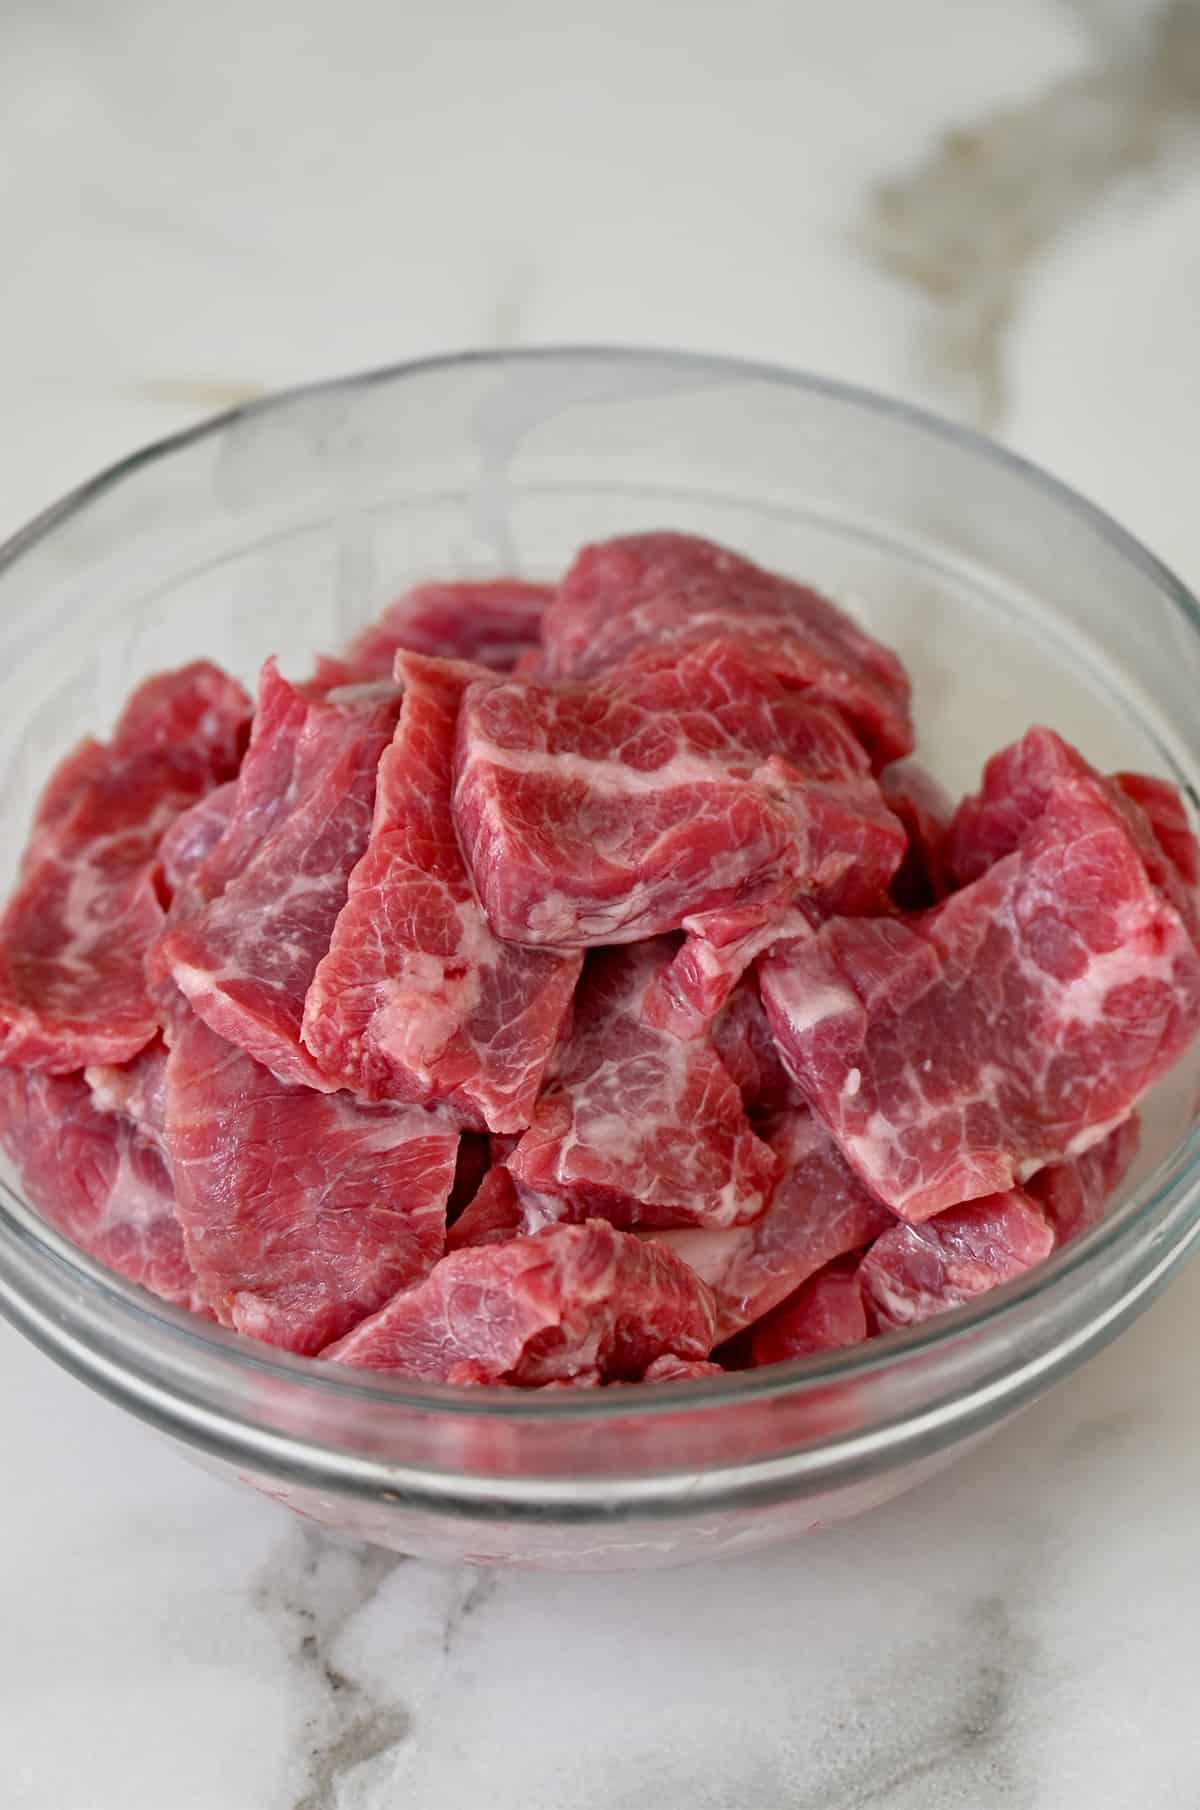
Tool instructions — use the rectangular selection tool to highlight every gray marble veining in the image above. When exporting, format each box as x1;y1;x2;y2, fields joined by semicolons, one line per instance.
862;0;1200;427
788;1590;1041;1810
254;1530;411;1810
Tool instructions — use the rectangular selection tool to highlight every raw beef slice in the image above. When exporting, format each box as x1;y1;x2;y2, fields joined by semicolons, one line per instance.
144;784;239;1016
1025;1113;1141;1244
607;648;906;924
302;654;580;1130
750;1118;1137;1358
1114;772;1200;891
0;663;251;1071
105;662;249;767
879;760;954;911
859;1190;1054;1330
183;660;317;900
164;1013;457;1354
761;765;1200;1221
85;1037;170;1149
444;1164;530;1250
710;977;801;1118
643;903;817;1040
323;1219;718;1384
325;578;553;684
146;659;327;1012
540;532;913;765
156;782;239;901
946;728;1200;933
453;636;904;948
160;665;401;1089
500;941;780;1231
447;1132;495;1219
0;1064;204;1312
748;1259;869;1364
639;1354;725;1382
653;1107;891;1341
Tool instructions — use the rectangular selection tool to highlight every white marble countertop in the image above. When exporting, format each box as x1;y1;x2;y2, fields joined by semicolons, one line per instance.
4;3;1200;1805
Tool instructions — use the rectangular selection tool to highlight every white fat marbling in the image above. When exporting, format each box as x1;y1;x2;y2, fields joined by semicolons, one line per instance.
4;1;1200;1805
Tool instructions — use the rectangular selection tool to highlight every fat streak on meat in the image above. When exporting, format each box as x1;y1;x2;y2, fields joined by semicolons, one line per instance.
302;653;581;1130
164;1012;457;1354
324;1219;718;1384
0;663;250;1071
540;531;913;765
159;664;401;1088
453;636;904;949
761;738;1200;1220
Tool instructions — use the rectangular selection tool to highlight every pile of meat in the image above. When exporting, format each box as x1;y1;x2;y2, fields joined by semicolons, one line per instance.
1;532;1197;1389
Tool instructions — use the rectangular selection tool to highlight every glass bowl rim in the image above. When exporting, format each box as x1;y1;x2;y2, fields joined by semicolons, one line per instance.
2;340;1200;1431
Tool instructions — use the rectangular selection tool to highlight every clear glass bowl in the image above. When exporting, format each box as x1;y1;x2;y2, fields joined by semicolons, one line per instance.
2;348;1200;1572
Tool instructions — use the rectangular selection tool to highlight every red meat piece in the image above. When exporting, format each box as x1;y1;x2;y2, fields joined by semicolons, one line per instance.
323;1219;718;1384
326;579;552;683
748;1259;869;1365
85;1037;170;1148
108;664;249;767
164;1013;457;1355
653;1107;891;1341
444;1135;525;1229
521;1352;725;1390
157;782;239;901
710;978;801;1118
446;1164;527;1249
453;637;903;948
879;760;953;910
445;1154;578;1252
1114;772;1200;891
504;942;779;1230
447;1132;495;1220
187;661;317;900
0;1064;205;1313
761;760;1200;1221
301;654;580;1130
145;784;240;1017
159;666;401;1089
540;532;913;765
1025;1113;1141;1244
145;663;316;1012
947;728;1200;936
859;1189;1054;1330
639;1354;725;1382
643;903;819;1040
0;663;251;1071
